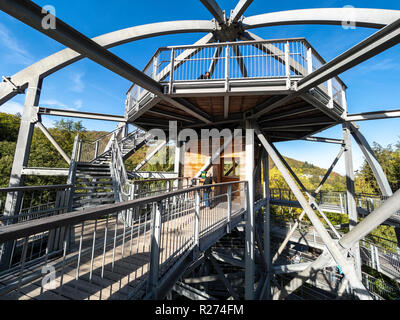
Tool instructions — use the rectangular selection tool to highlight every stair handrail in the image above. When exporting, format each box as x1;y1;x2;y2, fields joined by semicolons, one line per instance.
110;133;130;202
66;134;79;212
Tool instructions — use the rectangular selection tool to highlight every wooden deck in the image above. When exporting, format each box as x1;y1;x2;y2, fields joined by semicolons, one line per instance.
0;200;244;300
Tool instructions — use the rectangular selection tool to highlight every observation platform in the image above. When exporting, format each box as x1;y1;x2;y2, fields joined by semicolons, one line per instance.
125;38;347;142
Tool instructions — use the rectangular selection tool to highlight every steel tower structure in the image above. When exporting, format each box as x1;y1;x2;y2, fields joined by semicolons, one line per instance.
0;0;400;300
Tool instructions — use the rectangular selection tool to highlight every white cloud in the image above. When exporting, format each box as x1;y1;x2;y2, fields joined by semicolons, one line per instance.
73;99;83;109
0;23;34;66
0;101;24;115
70;72;85;92
41;99;69;108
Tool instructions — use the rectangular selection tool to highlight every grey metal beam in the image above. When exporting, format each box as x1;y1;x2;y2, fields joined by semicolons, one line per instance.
346;109;400;121
38;107;126;122
199;0;225;25
254;124;371;299
173;281;216;300
36;121;71;164
349;123;393;197
314;146;345;194
297;17;400;93
342;123;362;280
0;0;211;124
303;136;345;145
0;77;42;271
300;93;344;122
146;108;196;123
242;8;400;30
245;120;255;300
209;256;240;300
259;106;315;123
230;0;254;24
273;262;313;275
21;167;69;176
261;154;271;300
134;140;167;171
262;117;335;130
0;20;215;106
283;188;400;298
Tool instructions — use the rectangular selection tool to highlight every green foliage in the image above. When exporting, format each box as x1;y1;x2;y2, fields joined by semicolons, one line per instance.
0;112;21;142
358;142;400;193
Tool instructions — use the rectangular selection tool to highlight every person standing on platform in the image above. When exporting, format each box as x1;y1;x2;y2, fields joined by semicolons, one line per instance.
203;172;213;208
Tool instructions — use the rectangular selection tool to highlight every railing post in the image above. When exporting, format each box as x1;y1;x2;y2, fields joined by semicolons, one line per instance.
148;201;163;299
194;189;200;259
77;140;82;163
285;41;291;89
328;79;334;109
307;47;313;75
225;45;230;92
227;184;232;233
169;48;175;94
94;140;99;160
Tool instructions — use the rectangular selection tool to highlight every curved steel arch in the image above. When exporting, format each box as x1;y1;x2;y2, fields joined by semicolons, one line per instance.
243;8;400;30
0;20;215;105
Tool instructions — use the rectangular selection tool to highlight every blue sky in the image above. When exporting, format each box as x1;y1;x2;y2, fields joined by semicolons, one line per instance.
0;0;400;175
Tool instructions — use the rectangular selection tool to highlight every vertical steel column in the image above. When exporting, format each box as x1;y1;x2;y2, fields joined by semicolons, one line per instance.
307;47;313;75
169;48;175;94
285;41;291;89
227;184;232;233
94;140;99;160
245;120;255;300
148;201;163;299
225;45;230;93
174;139;184;190
194;189;201;259
342;123;362;279
262;154;271;299
1;77;42;271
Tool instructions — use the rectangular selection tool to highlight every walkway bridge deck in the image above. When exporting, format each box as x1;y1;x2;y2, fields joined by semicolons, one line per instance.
0;182;246;300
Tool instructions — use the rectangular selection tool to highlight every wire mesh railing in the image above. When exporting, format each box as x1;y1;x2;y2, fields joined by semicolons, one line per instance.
0;181;247;300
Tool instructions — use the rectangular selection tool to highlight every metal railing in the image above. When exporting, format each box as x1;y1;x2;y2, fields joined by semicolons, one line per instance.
127;178;191;200
126;38;347;116
0;184;73;270
110;133;129;203
0;181;247;300
269;188;399;219
79;126;145;163
362;272;400;300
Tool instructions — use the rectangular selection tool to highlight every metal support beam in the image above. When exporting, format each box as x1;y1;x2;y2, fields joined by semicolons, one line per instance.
148;201;163;299
303;136;345;145
0;0;211;124
208;46;223;76
36;121;71;165
283;188;400;298
346;109;400;122
230;0;254;24
260;153;271;300
133;140;167;172
255;124;371;299
199;0;225;25
38;107;126;122
245;120;255;300
349;123;393;197
297;17;400;93
342;124;362;280
314;146;346;194
1;77;42;271
209;256;240;300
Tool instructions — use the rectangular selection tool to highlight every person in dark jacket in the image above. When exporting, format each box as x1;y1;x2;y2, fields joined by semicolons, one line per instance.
203;172;213;208
198;71;211;80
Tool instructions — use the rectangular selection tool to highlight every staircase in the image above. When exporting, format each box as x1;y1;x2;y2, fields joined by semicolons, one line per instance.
72;163;116;210
91;130;149;165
